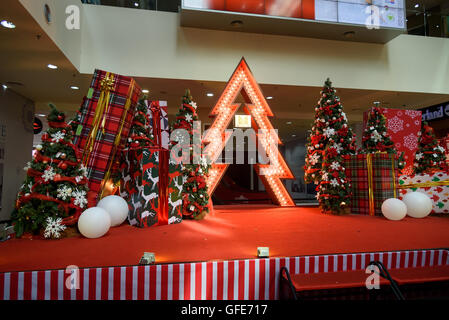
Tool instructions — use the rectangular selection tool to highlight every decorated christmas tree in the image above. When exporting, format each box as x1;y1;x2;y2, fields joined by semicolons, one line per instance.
304;78;357;185
127;97;155;149
362;106;394;153
12;105;89;239
413;121;446;174
361;106;406;169
317;145;351;214
171;90;210;219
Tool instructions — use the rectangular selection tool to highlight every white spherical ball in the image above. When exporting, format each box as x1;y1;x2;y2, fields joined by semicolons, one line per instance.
381;198;407;221
97;195;129;227
402;192;433;218
78;207;111;239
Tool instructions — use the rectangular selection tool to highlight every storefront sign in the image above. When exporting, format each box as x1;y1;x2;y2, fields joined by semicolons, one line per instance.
419;102;449;122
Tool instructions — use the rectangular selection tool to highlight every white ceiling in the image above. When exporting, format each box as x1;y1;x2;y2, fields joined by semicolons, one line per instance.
1;0;449;143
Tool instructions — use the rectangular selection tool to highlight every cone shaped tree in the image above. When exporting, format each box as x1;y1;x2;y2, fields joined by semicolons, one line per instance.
171;90;210;219
12;105;89;239
304;78;357;185
127;97;155;148
318;145;351;214
413;121;446;174
361;106;406;169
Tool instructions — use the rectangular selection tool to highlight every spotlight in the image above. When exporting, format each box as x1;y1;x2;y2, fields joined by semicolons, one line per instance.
414;4;419;8
134;2;139;7
142;89;149;94
257;247;269;258
266;96;273;100
286;121;292;125
139;252;156;265
2;84;7;90
207;93;214;97
1;20;15;29
47;64;58;69
70;86;79;90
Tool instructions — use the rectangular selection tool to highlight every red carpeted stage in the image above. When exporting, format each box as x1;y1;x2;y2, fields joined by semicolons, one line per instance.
1;205;449;300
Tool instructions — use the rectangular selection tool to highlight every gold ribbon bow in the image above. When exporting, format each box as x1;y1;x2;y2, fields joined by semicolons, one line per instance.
82;73;115;166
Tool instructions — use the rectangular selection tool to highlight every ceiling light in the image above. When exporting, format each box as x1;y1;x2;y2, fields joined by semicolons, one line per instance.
70;86;79;90
142;89;149;94
134;2;139;7
292;134;296;137
2;84;7;90
266;96;273;100
207;93;214;97
414;4;419;8
35;113;46;117
286;121;292;125
1;20;16;29
47;64;58;69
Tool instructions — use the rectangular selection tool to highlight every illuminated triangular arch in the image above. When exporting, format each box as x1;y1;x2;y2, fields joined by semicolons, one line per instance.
203;58;295;206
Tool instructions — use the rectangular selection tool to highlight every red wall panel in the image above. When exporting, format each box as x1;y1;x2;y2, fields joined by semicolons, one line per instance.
226;0;265;15
301;0;315;20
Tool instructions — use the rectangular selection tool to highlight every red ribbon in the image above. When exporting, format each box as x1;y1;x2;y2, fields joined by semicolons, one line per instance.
48;121;71;129
34;151;79;167
17;193;82;226
157;149;169;225
150;101;162;147
41;135;81;160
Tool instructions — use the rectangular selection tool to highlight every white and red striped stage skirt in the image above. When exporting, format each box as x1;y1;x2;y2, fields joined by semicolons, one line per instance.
1;248;448;300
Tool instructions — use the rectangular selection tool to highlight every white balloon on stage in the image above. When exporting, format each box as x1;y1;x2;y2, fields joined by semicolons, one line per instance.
381;198;407;221
97;195;129;227
78;207;111;239
402;192;433;218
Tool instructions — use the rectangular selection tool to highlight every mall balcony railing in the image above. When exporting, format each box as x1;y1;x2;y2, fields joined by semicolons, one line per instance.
81;0;449;39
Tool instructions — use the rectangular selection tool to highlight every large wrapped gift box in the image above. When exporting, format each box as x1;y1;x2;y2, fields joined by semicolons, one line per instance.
145;100;169;150
399;171;449;214
344;153;399;216
73;70;141;200
364;108;422;175
120;147;183;227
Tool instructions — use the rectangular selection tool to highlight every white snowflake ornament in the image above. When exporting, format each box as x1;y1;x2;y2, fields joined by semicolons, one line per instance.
73;189;88;208
330;179;339;187
51;131;66;143
330;161;341;170
57;185;73;200
44;217;66;239
42;167;56;182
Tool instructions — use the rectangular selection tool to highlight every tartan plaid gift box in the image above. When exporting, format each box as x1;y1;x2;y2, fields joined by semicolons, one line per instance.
73;70;142;201
399;171;449;214
120;147;183;227
344;153;399;216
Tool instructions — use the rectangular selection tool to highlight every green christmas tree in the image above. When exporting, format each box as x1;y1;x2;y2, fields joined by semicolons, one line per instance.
304;78;357;185
12;105;89;239
361;106;406;169
127;97;155;148
171;90;210;219
317;145;351;214
413;121;446;174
